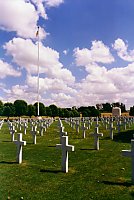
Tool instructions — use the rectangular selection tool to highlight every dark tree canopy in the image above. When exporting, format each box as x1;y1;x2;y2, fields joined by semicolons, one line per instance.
0;99;129;118
27;104;36;117
49;104;59;117
14;100;27;116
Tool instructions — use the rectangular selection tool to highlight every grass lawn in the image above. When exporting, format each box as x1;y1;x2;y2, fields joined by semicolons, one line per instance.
0;119;134;200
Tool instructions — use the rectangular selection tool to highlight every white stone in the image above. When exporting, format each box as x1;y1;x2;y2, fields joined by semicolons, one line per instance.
14;133;26;164
59;126;67;143
56;136;74;173
108;118;115;140
23;122;28;135
81;122;88;139
90;127;103;150
10;125;17;142
31;126;38;144
75;120;80;133
122;139;134;183
112;107;121;116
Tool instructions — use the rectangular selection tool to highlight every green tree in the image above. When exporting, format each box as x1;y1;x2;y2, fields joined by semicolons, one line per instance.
46;107;52;117
3;103;15;117
0;100;3;116
102;103;112;112
49;104;59;117
59;108;65;118
14;100;28;116
129;106;134;116
27;104;36;117
64;109;70;118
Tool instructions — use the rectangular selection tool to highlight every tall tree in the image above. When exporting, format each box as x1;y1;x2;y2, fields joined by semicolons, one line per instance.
49;104;59;117
102;103;112;112
14;100;27;116
0;100;3;116
129;106;134;116
27;104;36;117
46;106;52;117
3;103;15;117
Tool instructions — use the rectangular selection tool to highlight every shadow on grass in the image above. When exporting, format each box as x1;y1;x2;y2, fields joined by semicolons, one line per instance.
40;169;61;174
0;161;16;164
113;130;134;143
80;148;95;151
102;180;132;187
130;191;134;197
2;140;11;143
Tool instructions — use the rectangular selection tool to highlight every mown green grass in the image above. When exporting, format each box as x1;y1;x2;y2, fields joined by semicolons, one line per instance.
0;120;134;200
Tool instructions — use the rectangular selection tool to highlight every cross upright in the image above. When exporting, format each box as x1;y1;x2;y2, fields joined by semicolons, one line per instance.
75;120;80;133
24;122;28;135
123;118;127;130
14;133;26;164
90;126;103;150
10;125;17;142
39;122;44;136
60;126;67;143
31;126;38;144
116;119;122;133
87;119;91;130
56;136;74;173
109;118;115;140
122;139;134;183
104;118;109;130
81;122;88;139
95;117;99;128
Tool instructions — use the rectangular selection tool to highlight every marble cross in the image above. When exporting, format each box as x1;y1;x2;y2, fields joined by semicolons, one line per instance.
10;125;17;142
81;122;88;139
109;118;115;140
56;136;74;173
31;126;38;144
90;127;103;150
60;126;67;143
14;133;26;164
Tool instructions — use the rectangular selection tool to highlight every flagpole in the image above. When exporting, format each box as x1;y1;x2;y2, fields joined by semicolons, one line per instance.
37;26;40;116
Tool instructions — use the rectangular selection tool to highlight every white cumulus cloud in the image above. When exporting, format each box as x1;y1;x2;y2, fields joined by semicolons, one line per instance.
0;59;21;79
113;38;134;62
74;40;114;67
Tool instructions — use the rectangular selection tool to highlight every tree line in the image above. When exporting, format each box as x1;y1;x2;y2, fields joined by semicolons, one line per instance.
0;100;133;118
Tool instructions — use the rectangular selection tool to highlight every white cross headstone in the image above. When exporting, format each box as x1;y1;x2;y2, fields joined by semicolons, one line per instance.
116;119;122;133
109;118;115;140
87;119;91;130
31;126;38;144
123;118;127;130
10;125;17;142
14;133;26;164
23;122;28;135
122;139;134;183
90;127;103;150
75;120;80;133
56;136;74;173
81;122;88;139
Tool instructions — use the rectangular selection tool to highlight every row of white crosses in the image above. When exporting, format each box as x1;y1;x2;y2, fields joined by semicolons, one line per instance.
5;118;53;164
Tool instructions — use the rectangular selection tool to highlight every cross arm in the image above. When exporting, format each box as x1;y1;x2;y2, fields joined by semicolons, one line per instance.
122;150;133;157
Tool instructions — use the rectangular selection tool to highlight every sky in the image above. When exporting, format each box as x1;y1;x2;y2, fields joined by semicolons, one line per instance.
1;0;134;109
